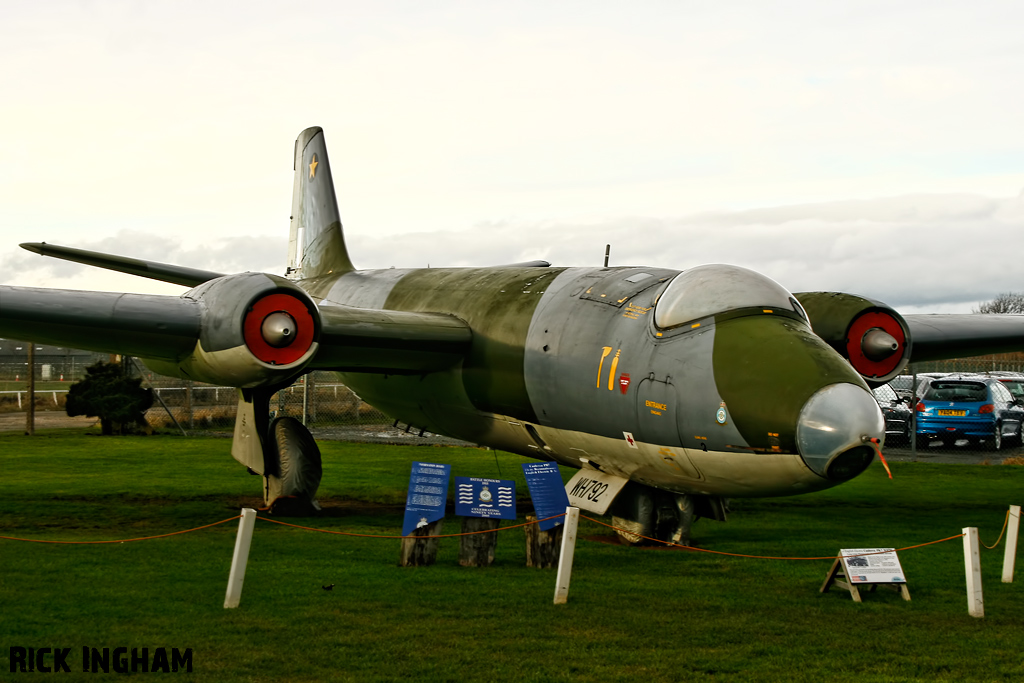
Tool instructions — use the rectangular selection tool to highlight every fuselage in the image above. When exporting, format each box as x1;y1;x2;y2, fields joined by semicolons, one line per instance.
302;263;884;499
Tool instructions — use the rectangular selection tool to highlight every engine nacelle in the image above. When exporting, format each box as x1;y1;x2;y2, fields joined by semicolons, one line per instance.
144;272;321;387
794;292;912;387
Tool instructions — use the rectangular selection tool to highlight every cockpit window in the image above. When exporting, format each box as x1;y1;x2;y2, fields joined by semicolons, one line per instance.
653;264;805;330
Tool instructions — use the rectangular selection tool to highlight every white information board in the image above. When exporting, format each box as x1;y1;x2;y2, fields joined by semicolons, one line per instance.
564;469;629;515
840;548;906;584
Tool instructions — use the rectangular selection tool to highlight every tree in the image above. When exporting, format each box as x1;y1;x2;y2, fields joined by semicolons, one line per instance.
974;292;1024;314
65;361;153;435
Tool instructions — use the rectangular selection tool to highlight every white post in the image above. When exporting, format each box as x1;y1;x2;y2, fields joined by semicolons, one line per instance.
1004;505;1020;584
224;508;257;609
553;506;580;605
963;527;984;618
302;375;309;425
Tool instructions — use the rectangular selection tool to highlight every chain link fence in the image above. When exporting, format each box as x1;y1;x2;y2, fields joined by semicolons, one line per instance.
141;371;396;438
1;359;405;441
0;359;468;444
5;354;1024;459
887;356;1024;461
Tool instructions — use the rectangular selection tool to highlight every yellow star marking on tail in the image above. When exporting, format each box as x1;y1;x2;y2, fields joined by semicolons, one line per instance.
309;154;318;179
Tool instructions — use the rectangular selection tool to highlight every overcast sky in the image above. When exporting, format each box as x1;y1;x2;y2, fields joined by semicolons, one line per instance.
2;1;1022;313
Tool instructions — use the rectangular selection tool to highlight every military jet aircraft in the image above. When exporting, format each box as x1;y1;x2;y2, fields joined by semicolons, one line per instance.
4;127;1024;544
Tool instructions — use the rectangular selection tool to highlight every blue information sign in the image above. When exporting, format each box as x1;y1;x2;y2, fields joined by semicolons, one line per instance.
402;461;451;536
454;477;516;520
522;462;569;531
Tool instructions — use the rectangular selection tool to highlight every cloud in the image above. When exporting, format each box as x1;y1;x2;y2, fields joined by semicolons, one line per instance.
2;190;1023;314
1;232;287;293
346;190;1024;312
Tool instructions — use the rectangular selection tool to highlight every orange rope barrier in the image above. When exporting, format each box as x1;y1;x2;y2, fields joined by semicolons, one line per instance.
579;514;965;560
0;515;242;545
256;512;566;539
982;509;1010;550
0;508;999;559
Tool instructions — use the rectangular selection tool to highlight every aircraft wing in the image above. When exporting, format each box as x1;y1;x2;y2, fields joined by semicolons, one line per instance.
8;241;471;376
0;278;470;383
904;313;1024;363
0;285;201;360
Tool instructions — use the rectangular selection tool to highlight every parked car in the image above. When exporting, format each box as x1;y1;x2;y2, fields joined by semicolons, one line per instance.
915;377;1024;450
961;371;1024;402
872;384;912;446
887;375;916;401
887;373;944;401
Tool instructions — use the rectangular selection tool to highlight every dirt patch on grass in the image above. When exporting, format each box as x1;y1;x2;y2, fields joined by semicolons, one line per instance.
0;411;98;431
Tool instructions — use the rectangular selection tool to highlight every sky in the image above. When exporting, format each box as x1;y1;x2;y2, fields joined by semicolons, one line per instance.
2;1;1023;313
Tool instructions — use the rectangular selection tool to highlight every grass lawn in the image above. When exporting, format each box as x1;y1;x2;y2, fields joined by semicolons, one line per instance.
1;429;1022;682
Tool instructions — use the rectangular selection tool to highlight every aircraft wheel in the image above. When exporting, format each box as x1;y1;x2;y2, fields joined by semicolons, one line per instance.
610;485;694;546
265;417;323;514
611;485;654;545
611;516;647;546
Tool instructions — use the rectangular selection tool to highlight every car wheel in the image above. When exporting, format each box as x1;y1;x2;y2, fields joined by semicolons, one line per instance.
988;425;1003;451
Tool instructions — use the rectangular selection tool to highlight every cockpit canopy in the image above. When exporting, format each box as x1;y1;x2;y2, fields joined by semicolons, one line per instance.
653;264;808;330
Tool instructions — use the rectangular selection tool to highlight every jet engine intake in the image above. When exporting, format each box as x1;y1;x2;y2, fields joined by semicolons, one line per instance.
144;272;321;387
794;292;912;386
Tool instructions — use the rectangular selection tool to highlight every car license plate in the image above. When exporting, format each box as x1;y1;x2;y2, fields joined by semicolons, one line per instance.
937;410;966;416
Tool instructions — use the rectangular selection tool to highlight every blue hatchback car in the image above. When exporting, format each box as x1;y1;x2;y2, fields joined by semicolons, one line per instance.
915;377;1024;450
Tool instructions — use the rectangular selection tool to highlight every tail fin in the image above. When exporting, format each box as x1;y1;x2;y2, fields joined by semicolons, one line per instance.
287;127;355;278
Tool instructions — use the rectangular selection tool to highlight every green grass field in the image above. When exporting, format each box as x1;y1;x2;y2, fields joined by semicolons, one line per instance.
1;429;1022;682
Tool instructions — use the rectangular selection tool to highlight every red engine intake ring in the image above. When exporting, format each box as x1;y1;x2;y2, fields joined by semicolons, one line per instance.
845;311;906;379
243;293;316;365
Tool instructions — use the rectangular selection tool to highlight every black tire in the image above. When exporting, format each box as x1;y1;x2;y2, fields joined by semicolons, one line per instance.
988;425;1003;452
266;417;322;513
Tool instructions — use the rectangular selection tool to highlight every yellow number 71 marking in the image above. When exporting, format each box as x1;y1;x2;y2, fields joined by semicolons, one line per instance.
597;346;622;391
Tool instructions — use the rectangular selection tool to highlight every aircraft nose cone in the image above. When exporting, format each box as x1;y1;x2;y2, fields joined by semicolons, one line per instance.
796;383;884;481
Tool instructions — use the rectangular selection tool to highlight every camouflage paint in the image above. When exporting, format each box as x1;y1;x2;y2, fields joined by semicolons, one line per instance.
0;126;904;504
712;314;869;454
291;127;355;278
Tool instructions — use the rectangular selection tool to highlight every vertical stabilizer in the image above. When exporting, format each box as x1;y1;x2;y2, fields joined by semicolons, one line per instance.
288;127;355;278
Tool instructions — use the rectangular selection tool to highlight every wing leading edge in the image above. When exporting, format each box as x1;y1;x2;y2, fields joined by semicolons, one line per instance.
0;285;201;360
0;279;471;379
20;242;224;287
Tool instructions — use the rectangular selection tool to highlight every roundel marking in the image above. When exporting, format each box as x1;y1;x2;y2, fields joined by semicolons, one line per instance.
243;293;316;365
845;311;906;379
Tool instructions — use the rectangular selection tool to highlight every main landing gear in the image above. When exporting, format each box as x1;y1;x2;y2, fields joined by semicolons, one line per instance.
608;482;729;546
263;416;322;515
234;388;323;515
